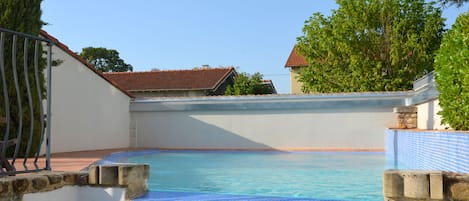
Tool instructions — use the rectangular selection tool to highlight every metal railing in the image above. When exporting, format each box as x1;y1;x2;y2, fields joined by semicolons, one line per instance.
0;27;54;175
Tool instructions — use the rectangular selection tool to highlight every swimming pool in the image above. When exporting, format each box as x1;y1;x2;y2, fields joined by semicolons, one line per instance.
103;150;385;201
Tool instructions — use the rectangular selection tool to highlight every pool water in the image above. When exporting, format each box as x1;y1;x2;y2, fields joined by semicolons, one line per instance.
123;151;385;201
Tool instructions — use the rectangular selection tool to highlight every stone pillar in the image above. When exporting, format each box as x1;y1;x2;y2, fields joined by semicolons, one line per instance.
88;164;149;200
383;170;403;198
430;172;444;200
383;170;449;201
402;171;430;199
393;106;417;129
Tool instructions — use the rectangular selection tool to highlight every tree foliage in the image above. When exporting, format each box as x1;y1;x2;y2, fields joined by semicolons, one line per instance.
225;72;272;95
296;0;444;93
434;13;469;130
80;47;133;72
0;0;45;157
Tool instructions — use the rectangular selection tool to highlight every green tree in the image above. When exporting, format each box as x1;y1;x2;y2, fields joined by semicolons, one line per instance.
0;0;45;157
296;0;444;93
434;13;469;130
79;47;133;72
225;72;272;95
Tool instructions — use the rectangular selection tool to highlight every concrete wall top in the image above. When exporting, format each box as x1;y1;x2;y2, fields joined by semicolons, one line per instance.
131;92;413;112
409;72;439;106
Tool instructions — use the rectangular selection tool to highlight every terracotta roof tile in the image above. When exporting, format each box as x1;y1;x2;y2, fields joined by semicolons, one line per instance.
39;30;134;98
284;46;308;67
103;68;236;91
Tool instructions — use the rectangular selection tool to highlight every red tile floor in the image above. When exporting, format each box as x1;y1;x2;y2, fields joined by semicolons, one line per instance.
9;148;145;172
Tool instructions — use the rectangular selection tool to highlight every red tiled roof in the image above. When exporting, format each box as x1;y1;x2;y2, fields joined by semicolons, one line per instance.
39;30;134;98
284;46;308;67
103;68;236;92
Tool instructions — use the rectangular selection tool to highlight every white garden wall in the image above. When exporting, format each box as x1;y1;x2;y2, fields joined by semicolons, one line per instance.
416;99;448;130
132;109;394;150
411;72;449;130
23;186;125;201
130;94;409;150
49;45;131;153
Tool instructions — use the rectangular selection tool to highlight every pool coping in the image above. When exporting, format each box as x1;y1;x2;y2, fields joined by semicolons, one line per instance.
95;149;385;165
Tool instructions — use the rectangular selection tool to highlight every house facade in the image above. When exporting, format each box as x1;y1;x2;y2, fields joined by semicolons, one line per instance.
40;31;133;153
103;68;237;98
284;46;308;94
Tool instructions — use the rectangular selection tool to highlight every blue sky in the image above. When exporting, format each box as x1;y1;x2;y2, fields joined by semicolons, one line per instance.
41;0;468;94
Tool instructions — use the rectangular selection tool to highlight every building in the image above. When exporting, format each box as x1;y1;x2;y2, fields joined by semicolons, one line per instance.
103;68;237;98
262;80;277;94
284;46;308;94
40;30;132;153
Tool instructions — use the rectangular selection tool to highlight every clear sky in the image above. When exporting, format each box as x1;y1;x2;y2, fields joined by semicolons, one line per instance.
41;0;468;94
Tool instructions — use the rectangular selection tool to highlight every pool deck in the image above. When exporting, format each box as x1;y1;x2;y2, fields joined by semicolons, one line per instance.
50;148;144;171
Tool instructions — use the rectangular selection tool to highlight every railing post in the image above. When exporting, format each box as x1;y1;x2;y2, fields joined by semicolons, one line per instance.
0;27;55;175
45;42;52;170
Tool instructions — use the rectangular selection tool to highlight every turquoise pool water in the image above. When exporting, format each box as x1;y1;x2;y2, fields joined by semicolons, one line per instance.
120;151;385;201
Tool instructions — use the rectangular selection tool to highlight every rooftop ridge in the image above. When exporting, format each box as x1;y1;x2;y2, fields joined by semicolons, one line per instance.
284;46;308;68
131;90;413;100
103;67;235;74
39;30;134;98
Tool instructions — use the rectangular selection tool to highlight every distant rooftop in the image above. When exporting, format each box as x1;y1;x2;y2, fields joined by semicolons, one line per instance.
262;80;277;94
103;67;236;92
284;46;308;68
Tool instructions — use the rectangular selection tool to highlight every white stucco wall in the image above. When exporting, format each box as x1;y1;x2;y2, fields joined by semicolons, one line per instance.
416;99;448;130
132;108;395;150
23;186;125;201
49;46;131;153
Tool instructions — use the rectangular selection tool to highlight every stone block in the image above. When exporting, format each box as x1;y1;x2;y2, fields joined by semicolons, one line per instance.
450;182;469;200
393;106;417;113
383;170;404;198
0;179;11;197
118;164;149;199
77;172;89;185
62;172;77;185
99;165;119;185
88;166;99;185
405;118;416;124
46;173;63;185
31;176;49;192
44;172;64;190
405;123;417;129
402;171;429;199
429;172;443;200
0;179;12;196
12;178;29;194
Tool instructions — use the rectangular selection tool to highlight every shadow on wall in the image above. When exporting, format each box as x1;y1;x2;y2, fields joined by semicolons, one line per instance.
132;107;393;150
133;111;275;150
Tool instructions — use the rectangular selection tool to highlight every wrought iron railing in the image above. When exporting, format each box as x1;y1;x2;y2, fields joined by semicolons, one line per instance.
0;27;54;175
